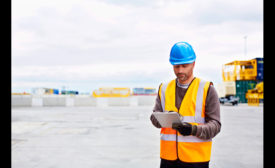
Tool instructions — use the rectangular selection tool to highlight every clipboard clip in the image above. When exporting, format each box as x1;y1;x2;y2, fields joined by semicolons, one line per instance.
167;111;184;122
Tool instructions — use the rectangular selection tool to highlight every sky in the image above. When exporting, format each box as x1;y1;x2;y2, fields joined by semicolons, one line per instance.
12;0;263;94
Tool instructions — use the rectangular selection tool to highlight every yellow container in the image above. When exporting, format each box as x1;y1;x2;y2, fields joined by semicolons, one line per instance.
92;88;131;97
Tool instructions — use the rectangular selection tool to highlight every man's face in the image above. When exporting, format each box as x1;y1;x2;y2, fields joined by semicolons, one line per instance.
173;62;195;83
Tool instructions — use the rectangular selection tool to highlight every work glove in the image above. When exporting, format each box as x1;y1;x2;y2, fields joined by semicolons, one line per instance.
150;114;162;128
172;122;197;136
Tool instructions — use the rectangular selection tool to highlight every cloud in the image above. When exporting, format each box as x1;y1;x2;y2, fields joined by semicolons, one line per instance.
12;0;263;92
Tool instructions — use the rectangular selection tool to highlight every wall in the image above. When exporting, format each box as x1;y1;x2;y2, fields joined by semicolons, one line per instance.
11;95;156;107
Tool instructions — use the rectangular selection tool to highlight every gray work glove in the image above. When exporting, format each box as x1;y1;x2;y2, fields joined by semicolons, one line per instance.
172;122;197;136
150;114;162;128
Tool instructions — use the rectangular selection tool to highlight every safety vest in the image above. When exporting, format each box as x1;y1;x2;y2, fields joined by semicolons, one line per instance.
159;77;212;163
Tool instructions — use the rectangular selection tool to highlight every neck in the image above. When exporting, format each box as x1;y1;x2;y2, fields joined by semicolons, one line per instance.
178;75;194;84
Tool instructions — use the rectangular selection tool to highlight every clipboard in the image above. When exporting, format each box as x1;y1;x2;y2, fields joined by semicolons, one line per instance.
152;112;182;128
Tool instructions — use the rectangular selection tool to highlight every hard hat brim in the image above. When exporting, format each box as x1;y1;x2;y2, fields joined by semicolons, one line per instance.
170;59;195;65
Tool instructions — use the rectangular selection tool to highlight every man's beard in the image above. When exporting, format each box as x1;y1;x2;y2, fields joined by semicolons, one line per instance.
176;73;190;82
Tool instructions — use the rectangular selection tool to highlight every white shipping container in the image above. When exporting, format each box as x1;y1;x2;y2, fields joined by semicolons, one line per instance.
216;81;236;98
32;88;46;95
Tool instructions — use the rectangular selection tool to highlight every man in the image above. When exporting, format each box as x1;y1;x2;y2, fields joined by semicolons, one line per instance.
150;42;221;168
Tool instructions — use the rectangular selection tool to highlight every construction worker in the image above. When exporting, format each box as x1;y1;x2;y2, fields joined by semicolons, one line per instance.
150;42;221;168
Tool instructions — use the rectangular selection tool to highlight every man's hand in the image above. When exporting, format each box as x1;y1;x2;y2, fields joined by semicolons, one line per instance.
150;114;162;128
172;122;197;136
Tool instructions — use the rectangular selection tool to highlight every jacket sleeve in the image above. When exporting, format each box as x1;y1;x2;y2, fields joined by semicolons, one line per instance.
195;85;221;139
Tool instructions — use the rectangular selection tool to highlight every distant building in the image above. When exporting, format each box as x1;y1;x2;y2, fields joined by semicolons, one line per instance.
31;88;59;95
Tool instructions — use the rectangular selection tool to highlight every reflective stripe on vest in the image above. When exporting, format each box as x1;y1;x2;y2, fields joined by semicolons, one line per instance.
161;134;212;142
159;82;168;112
159;78;212;163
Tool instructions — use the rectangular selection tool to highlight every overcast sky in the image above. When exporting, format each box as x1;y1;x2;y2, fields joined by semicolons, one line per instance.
12;0;263;93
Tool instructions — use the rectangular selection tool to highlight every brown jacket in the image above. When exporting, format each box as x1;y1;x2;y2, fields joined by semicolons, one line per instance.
150;78;221;139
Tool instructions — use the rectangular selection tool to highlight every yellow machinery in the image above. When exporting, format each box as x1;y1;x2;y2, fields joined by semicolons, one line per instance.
245;82;263;106
92;87;131;97
222;59;257;81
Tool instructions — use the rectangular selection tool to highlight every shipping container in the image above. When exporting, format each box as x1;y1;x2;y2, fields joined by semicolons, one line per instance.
61;90;79;95
255;57;263;81
32;88;45;95
235;80;257;103
216;81;236;98
132;87;157;95
53;89;59;95
235;80;257;93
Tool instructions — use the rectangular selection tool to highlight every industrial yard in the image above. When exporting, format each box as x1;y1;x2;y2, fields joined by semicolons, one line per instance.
11;57;264;168
12;0;263;167
12;104;263;168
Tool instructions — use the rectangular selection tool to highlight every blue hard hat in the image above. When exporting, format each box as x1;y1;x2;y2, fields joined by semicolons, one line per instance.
169;42;196;65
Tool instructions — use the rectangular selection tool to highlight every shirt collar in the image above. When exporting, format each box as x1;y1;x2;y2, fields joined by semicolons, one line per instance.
176;78;189;89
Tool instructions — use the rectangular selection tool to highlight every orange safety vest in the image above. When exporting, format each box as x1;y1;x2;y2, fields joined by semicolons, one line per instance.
159;77;212;163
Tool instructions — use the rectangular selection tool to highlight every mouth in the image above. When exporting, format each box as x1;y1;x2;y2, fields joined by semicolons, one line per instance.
177;73;186;78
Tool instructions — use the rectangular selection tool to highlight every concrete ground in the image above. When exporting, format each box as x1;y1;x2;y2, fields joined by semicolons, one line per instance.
12;104;263;168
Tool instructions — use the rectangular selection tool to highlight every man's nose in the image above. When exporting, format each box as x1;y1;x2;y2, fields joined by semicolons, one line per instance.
178;67;185;73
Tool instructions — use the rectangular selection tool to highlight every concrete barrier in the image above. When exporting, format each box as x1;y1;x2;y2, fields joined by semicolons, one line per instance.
43;95;67;106
74;95;97;106
96;98;108;107
66;97;74;106
130;96;138;106
32;96;43;107
11;95;156;107
137;95;156;106
108;97;130;106
12;95;32;107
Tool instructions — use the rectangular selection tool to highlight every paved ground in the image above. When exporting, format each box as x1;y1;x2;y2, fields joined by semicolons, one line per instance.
12;104;263;168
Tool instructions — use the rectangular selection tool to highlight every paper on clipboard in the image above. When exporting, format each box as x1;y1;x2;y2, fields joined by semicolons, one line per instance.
152;112;182;128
